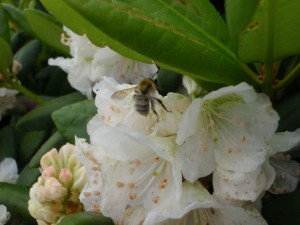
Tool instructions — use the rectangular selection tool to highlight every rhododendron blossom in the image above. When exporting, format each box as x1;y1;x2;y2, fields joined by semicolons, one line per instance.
49;27;157;97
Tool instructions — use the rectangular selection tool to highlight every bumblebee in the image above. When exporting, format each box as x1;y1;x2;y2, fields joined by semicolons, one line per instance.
111;78;170;119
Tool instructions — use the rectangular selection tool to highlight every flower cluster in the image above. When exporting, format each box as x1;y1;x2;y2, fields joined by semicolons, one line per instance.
28;143;86;225
49;27;157;98
74;75;300;224
43;28;300;225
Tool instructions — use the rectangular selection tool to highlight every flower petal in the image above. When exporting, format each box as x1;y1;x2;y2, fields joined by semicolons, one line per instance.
213;166;268;201
0;158;18;184
176;134;216;182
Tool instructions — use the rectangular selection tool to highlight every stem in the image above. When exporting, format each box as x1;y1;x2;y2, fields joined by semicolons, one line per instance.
273;62;300;90
262;0;274;95
239;62;261;85
12;81;46;105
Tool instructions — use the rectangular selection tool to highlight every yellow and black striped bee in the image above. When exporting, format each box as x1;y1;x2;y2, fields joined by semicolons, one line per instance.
111;78;170;120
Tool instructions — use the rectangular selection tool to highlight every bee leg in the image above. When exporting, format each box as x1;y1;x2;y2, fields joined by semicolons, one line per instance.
154;98;171;113
150;100;159;122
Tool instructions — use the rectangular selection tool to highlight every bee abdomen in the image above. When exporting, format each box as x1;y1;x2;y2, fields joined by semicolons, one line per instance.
134;94;149;115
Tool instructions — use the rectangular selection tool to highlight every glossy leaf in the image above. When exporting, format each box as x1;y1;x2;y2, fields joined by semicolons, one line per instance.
14;39;41;78
225;0;258;41
16;92;85;132
40;0;151;63
18;130;48;166
24;9;69;54
2;3;34;35
0;125;17;161
17;164;40;187
0;35;12;71
30;131;66;168
58;212;113;225
0;183;35;224
238;0;300;62
41;0;256;85
52;99;97;144
0;4;10;43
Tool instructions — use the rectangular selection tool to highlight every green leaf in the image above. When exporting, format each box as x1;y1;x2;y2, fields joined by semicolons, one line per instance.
41;0;256;85
0;183;35;224
275;92;300;132
238;0;300;62
225;0;258;41
14;39;41;76
17;163;40;187
24;9;69;54
18;130;48;166
58;212;113;225
0;35;12;71
30;131;66;168
52;99;97;144
17;92;86;132
2;3;34;35
40;0;151;63
0;125;17;161
0;4;10;43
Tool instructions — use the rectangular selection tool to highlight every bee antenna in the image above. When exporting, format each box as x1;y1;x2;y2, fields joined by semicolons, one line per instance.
138;61;160;80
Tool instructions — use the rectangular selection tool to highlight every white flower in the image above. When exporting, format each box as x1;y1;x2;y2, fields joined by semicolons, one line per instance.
0;158;18;184
0;205;10;225
176;82;279;182
49;27;157;97
0;88;18;120
76;79;190;224
76;130;183;225
182;76;205;98
176;81;300;202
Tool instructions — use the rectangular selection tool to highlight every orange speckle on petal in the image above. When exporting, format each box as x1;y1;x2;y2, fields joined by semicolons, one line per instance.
83;192;92;197
129;168;135;175
117;181;125;188
128;183;135;189
129;193;136;200
152;196;159;204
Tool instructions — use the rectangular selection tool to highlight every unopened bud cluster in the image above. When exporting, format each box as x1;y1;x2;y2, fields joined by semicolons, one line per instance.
28;143;86;225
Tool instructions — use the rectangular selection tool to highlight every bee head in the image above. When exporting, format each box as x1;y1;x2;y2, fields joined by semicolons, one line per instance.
138;79;156;95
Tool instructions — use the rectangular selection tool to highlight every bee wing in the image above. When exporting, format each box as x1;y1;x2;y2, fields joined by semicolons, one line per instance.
111;87;136;99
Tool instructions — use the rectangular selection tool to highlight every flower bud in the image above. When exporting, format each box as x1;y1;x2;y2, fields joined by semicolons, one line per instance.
28;143;86;224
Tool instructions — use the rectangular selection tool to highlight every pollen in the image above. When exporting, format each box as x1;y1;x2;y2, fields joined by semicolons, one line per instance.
116;181;125;188
154;156;160;162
